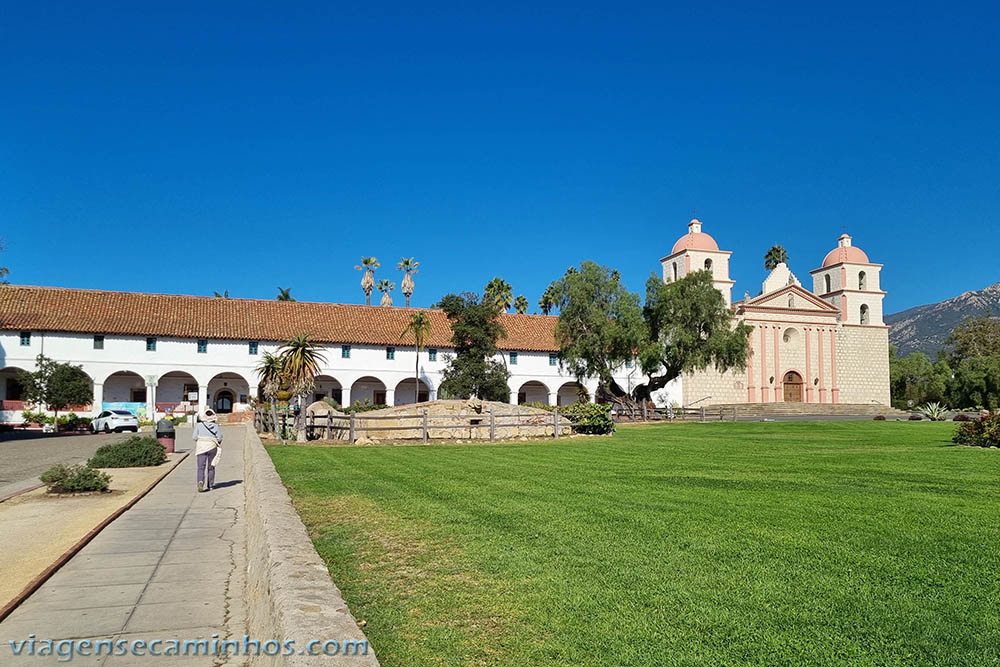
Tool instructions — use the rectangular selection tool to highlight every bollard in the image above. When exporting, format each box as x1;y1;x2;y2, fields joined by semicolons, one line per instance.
553;408;560;438
422;409;428;443
349;413;356;443
489;409;495;441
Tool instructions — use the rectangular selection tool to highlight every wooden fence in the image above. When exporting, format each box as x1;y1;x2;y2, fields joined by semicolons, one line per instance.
613;404;739;422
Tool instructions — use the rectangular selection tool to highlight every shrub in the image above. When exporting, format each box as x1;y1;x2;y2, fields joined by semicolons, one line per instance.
953;412;1000;447
56;413;91;429
561;402;615;435
873;415;886;421
21;410;53;425
322;397;341;410
953;413;972;422
908;414;923;421
88;436;167;468
342;400;389;414
40;464;111;493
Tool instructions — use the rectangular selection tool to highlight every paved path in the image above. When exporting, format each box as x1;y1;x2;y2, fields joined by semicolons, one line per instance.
0;426;247;666
0;432;135;499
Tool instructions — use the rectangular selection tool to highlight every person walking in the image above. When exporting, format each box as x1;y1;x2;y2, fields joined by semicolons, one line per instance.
193;409;223;492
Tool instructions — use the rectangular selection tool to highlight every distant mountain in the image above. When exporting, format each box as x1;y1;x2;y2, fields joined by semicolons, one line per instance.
886;283;1000;357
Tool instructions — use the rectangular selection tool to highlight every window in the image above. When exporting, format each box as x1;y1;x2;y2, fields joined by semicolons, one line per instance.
428;348;437;362
787;295;795;308
860;304;870;325
386;346;395;360
93;334;104;350
704;258;713;271
197;339;208;353
342;345;351;359
510;351;518;365
19;331;31;346
672;263;678;282
146;337;157;351
824;274;832;293
249;341;258;355
858;271;867;290
625;358;634;369
549;353;557;366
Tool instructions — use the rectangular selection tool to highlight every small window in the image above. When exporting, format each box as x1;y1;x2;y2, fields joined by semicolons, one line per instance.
625;358;634;369
787;295;795;308
704;258;713;271
549;353;557;366
672;263;678;282
510;351;518;365
386;346;395;360
428;348;437;361
860;304;870;325
93;334;104;350
858;271;867;290
19;331;31;346
197;339;208;353
249;341;258;355
824;275;832;293
146;337;157;352
342;345;351;359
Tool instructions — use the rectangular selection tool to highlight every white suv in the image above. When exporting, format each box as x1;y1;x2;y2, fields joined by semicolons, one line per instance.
91;410;139;434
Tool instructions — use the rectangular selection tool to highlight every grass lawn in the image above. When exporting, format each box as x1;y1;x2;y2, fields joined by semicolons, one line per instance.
267;421;1000;666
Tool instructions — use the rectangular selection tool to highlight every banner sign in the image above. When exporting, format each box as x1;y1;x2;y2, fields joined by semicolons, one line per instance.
102;402;148;419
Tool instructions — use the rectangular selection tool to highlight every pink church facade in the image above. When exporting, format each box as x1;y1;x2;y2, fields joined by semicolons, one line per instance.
661;220;890;407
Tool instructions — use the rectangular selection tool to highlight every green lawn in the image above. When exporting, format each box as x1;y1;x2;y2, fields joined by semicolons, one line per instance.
267;422;1000;666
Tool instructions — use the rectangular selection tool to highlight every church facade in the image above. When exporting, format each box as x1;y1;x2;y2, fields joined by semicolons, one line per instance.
660;219;890;407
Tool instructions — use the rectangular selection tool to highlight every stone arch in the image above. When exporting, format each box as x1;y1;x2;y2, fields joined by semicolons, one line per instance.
860;304;870;325
394;377;431;405
782;327;799;345
556;381;589;407
704;258;713;271
156;370;200;411
312;375;343;407
349;376;388;407
0;366;29;405
824;274;832;293
672;262;678;282
517;380;551;405
858;270;867;290
102;371;149;418
208;372;251;414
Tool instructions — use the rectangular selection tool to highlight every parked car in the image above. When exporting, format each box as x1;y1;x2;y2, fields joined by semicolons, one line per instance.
91;410;139;433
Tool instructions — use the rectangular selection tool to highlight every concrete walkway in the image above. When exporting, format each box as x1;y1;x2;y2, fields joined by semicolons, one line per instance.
0;426;247;666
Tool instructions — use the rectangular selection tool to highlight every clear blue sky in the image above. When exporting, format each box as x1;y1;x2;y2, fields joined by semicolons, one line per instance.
2;1;997;313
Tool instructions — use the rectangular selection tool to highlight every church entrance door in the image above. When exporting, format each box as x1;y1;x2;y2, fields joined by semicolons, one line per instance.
782;371;804;402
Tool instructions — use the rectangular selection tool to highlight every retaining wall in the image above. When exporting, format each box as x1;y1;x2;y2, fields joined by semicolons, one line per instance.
243;424;379;665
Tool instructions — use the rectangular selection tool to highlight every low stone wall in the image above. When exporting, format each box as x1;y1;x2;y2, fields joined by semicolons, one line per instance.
243;424;379;665
351;400;571;441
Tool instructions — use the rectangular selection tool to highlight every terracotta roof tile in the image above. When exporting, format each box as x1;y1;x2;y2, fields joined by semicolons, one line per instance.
0;285;558;352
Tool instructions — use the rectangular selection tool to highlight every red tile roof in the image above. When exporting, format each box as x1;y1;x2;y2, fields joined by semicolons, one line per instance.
0;285;559;352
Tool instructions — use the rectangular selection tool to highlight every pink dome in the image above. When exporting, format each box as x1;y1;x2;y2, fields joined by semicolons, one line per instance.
822;234;870;267
671;219;719;254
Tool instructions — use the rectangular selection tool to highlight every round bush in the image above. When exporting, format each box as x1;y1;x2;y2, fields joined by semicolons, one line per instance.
40;464;111;493
88;436;167;468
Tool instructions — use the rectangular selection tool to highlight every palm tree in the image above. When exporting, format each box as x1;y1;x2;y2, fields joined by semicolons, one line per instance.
764;245;789;271
484;277;513;312
276;287;295;301
1;237;10;285
254;351;284;435
400;312;432;403
214;290;230;298
278;334;327;442
538;284;556;315
513;295;528;314
377;279;395;307
355;256;380;305
397;257;419;307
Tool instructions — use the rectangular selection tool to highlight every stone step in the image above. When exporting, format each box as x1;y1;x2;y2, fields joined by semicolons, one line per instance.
707;403;909;417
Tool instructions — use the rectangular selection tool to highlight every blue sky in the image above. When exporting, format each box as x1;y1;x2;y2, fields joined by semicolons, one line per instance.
2;1;997;313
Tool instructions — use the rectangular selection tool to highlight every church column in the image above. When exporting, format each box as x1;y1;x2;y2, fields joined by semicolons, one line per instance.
509;389;518;405
831;329;840;404
92;382;104;416
759;326;769;402
817;329;826;403
804;327;813;403
746;329;755;402
773;326;782;402
385;388;396;407
198;384;208;413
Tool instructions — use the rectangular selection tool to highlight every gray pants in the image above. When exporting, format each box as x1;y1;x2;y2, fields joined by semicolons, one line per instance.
197;447;217;488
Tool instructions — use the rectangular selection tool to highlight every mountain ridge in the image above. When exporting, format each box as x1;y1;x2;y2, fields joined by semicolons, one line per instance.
886;282;1000;357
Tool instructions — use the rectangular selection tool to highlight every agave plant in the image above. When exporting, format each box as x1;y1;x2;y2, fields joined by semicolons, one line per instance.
355;256;380;306
917;401;949;421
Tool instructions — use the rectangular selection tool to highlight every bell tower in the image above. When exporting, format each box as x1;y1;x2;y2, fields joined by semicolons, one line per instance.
660;218;735;305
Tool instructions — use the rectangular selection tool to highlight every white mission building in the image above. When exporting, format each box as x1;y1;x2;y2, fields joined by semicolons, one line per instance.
0;220;889;425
